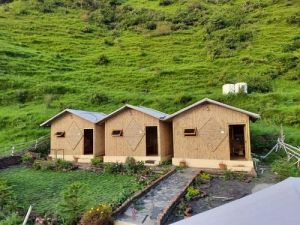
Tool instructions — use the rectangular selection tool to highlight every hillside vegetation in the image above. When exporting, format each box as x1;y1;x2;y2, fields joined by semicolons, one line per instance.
0;0;299;154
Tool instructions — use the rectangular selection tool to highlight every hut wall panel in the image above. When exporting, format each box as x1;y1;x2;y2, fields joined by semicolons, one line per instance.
94;124;105;156
159;121;173;157
105;109;160;157
173;103;250;160
51;113;95;156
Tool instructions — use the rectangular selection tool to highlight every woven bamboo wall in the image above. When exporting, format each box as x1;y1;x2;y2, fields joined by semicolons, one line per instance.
172;103;251;160
105;108;172;157
50;113;104;156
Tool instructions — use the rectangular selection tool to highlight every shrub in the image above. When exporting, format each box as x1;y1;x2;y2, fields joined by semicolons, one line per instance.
58;182;86;225
33;160;56;171
21;154;34;165
104;162;124;174
124;157;137;175
287;12;300;26
81;26;94;33
272;158;300;179
246;75;272;93
159;0;174;6
0;179;15;215
56;159;74;171
205;14;229;34
15;89;29;104
103;38;114;46
283;38;300;52
0;213;22;225
89;93;110;104
96;55;110;65
80;204;113;225
91;157;103;167
33;159;74;171
146;21;157;30
185;187;200;201
152;22;172;36
224;169;235;180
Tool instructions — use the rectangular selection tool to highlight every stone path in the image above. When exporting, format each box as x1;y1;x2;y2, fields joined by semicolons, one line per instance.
116;168;200;225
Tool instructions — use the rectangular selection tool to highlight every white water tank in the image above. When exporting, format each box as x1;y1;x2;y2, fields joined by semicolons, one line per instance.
222;84;235;95
234;82;248;94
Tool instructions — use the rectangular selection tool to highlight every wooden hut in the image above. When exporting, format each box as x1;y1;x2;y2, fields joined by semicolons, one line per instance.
40;109;106;163
98;104;172;165
166;98;260;172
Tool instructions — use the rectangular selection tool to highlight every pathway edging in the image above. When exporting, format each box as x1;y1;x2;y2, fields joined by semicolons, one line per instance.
113;167;176;217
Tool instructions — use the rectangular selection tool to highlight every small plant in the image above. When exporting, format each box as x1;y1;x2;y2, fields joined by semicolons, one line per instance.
0;179;15;215
81;26;94;33
200;172;211;180
223;169;235;180
58;182;86;225
79;204;113;225
146;21;157;30
272;158;300;179
0;213;22;225
104;162;124;174
21;154;34;165
96;55;110;65
185;186;201;201
56;159;74;171
91;157;103;167
159;0;174;6
89;92;110;104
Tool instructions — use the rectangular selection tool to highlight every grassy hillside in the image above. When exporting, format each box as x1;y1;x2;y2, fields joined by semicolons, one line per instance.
0;0;299;154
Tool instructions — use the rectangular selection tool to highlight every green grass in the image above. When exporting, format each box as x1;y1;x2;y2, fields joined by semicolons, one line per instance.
0;0;299;154
0;167;140;215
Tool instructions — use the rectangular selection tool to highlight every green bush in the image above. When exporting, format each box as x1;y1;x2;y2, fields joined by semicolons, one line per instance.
33;159;74;171
96;55;110;65
185;187;200;201
89;93;110;104
124;157;137;175
81;26;94;33
159;0;174;6
91;157;103;167
272;158;300;179
104;162;124;174
146;21;157;30
287;12;300;26
56;159;74;171
58;182;86;225
21;154;34;164
0;179;15;217
246;75;272;93
0;213;22;225
79;204;113;225
282;36;300;52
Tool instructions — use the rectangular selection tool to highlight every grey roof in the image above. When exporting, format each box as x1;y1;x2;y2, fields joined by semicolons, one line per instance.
172;177;300;225
165;98;260;121
97;104;168;123
40;109;107;127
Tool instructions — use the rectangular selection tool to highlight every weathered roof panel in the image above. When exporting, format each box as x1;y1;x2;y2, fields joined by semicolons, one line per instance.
40;109;106;127
165;98;260;121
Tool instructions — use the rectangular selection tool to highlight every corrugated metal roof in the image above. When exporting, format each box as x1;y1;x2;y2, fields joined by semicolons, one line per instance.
96;104;169;123
165;98;260;121
40;109;107;127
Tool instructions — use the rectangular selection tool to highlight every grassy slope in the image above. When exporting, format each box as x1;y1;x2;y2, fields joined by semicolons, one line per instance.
0;0;299;153
0;167;140;214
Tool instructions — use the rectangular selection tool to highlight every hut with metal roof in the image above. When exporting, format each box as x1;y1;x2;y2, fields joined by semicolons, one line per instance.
97;104;173;165
40;109;106;163
165;98;260;173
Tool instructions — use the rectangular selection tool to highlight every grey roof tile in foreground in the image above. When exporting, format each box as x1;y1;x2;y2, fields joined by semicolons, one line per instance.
40;109;107;127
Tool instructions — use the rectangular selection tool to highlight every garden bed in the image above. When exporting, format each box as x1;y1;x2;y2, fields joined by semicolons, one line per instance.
166;166;278;224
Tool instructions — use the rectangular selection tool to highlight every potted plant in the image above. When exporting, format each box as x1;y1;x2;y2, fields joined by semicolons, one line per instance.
219;162;227;170
179;160;187;168
73;156;79;163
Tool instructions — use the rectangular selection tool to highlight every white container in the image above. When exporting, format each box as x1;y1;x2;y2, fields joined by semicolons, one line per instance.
234;82;248;94
222;84;235;95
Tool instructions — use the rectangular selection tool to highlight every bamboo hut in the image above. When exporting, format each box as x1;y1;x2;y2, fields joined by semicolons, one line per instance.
40;109;106;163
166;98;260;172
97;104;173;165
